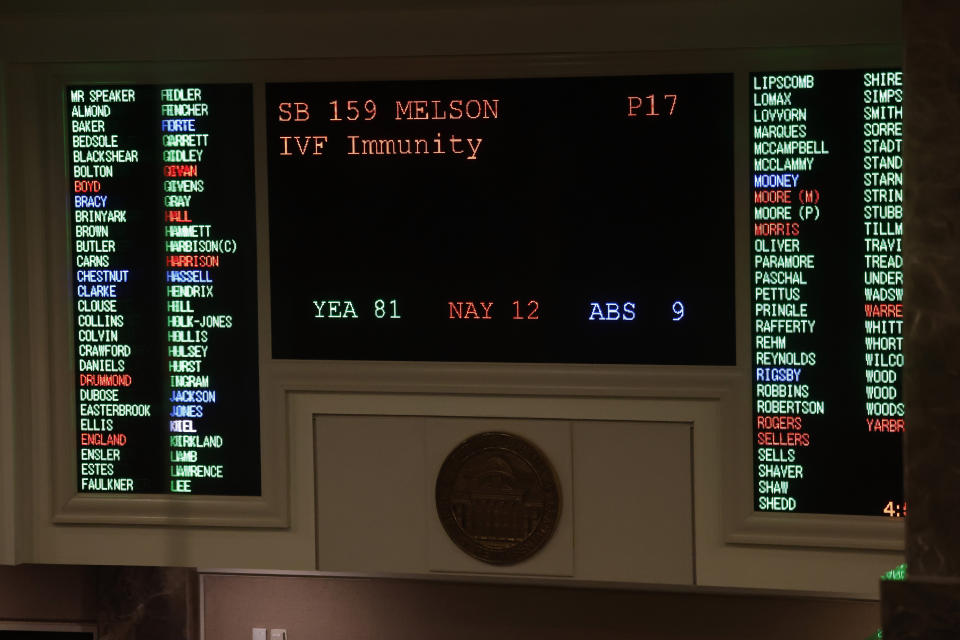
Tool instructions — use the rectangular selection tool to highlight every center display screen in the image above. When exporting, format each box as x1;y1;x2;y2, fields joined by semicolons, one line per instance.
266;74;736;364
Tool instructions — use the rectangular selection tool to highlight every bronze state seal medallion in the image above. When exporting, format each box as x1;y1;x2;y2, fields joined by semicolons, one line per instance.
435;432;560;565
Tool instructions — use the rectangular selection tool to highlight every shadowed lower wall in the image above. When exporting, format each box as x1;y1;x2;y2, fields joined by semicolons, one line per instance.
0;564;97;622
203;574;881;640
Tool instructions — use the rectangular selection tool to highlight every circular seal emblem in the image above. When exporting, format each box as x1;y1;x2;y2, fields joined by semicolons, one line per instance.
435;432;560;565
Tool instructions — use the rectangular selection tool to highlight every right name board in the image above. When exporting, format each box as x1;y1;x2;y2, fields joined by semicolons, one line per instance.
750;68;905;516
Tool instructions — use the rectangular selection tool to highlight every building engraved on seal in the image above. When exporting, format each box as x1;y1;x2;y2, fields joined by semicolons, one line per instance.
435;432;560;565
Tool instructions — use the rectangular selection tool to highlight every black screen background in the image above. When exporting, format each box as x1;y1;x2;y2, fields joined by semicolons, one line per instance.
69;84;261;495
749;69;904;516
267;74;736;364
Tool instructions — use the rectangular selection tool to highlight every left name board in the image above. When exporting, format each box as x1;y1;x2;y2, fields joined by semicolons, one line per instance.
67;84;261;495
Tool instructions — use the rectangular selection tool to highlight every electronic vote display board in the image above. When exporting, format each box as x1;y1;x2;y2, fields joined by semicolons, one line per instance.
67;85;260;495
750;69;905;517
266;74;736;364
62;67;906;518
